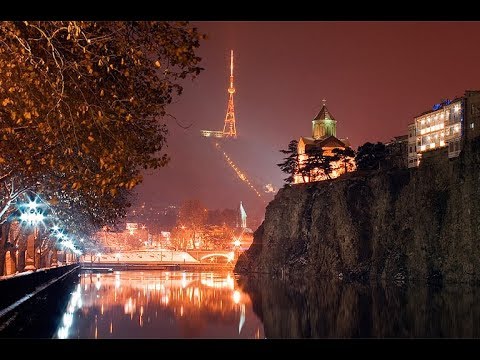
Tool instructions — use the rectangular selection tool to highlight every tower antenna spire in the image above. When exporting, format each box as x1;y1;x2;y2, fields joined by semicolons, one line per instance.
200;50;238;139
223;49;237;138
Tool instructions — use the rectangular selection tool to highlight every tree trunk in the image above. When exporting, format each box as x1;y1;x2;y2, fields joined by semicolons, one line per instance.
7;249;17;274
35;251;41;269
0;223;8;276
0;250;6;276
17;250;25;272
192;228;197;250
24;232;36;271
50;248;58;267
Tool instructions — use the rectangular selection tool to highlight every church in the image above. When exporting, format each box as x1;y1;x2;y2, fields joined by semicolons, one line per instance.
294;100;355;183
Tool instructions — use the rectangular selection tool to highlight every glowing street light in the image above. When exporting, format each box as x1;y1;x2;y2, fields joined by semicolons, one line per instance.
19;198;46;226
233;239;241;248
20;212;45;224
233;290;241;304
26;200;40;211
18;198;46;271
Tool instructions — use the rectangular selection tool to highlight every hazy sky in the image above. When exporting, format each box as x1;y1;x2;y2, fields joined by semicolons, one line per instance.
135;21;480;219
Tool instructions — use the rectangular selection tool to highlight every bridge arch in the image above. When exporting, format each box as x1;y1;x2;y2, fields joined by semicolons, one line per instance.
200;253;234;262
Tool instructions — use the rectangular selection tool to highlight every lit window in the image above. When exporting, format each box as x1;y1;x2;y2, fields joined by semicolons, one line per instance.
440;140;445;147
430;143;435;149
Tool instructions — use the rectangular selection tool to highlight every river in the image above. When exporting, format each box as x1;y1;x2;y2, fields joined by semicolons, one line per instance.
54;270;264;339
53;270;480;338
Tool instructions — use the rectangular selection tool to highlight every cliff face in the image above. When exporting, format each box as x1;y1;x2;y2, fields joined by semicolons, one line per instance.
235;141;480;284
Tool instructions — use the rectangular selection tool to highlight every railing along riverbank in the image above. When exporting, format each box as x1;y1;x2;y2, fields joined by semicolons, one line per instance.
0;264;80;337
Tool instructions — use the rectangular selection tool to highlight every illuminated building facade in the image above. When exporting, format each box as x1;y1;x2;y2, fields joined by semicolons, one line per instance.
407;90;480;168
294;100;354;183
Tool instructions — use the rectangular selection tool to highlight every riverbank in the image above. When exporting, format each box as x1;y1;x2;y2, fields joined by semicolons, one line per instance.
236;139;480;285
0;264;79;337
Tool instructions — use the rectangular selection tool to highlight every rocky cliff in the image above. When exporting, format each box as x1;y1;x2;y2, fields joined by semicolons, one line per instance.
235;140;480;284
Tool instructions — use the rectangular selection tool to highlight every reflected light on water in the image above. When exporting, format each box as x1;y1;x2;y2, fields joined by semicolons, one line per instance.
55;270;264;339
57;283;82;339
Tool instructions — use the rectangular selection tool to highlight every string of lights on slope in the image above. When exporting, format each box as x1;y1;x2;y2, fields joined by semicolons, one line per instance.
214;142;265;201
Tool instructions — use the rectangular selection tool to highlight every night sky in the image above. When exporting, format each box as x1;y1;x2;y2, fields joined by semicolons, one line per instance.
135;22;480;220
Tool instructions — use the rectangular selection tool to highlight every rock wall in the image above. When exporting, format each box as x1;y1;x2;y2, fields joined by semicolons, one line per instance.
235;140;480;284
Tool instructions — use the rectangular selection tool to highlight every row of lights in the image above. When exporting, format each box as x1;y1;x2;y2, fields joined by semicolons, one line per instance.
18;197;83;256
418;103;460;127
214;142;263;199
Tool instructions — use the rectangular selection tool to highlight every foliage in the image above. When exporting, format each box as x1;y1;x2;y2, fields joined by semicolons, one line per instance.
0;21;203;226
332;147;356;174
202;225;235;250
305;146;335;180
207;208;237;227
0;21;204;226
0;21;204;273
355;142;387;171
177;199;208;249
277;140;299;184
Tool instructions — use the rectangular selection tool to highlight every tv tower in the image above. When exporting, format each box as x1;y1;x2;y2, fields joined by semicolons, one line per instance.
200;50;238;138
223;50;237;138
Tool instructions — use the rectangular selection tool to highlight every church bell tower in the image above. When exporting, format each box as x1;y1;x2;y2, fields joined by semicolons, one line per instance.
312;99;337;140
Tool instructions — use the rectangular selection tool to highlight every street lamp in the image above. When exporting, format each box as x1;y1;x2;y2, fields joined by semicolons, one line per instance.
18;199;46;271
232;237;241;261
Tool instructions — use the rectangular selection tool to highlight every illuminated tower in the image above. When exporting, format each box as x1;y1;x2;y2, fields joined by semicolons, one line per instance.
200;50;238;139
239;201;247;228
312;99;336;140
223;50;237;138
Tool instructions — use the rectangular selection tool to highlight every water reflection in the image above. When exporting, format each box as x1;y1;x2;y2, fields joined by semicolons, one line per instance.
55;270;264;338
240;276;480;338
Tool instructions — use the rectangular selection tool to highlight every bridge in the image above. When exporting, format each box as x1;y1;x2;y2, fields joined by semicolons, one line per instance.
76;249;240;271
187;250;236;263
